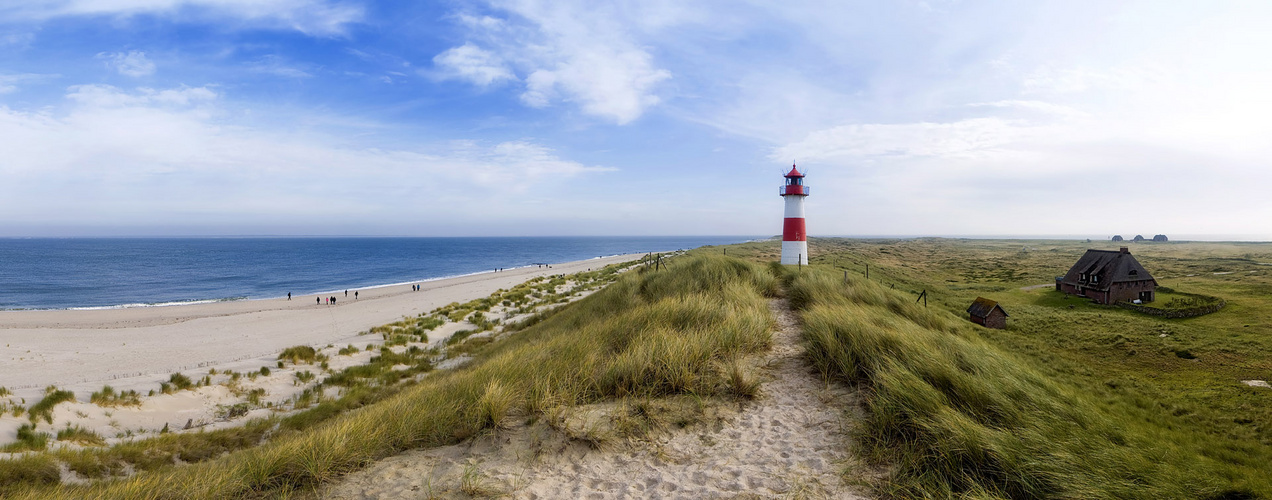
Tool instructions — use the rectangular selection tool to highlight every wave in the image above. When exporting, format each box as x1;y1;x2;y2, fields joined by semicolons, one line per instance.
65;297;249;311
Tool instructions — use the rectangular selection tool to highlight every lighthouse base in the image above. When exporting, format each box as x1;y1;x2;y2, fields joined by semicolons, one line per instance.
781;241;808;265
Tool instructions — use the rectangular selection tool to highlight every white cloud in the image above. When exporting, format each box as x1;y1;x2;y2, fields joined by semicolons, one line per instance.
432;43;514;87
65;84;217;107
97;51;156;77
1;0;364;37
1021;65;1159;95
440;1;679;124
0;84;614;229
775;118;1034;163
0;73;56;93
245;55;312;78
966;100;1089;118
518;42;669;123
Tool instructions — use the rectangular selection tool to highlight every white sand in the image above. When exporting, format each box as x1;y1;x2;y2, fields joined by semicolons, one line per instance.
323;298;875;499
0;254;644;444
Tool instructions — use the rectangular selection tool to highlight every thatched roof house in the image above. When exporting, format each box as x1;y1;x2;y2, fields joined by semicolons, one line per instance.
967;297;1008;329
1057;247;1157;304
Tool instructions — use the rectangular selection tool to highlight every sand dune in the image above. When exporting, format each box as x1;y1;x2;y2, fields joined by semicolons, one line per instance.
322;299;874;499
0;254;644;444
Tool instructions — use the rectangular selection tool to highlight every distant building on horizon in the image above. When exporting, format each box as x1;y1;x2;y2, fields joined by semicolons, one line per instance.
779;163;809;265
1057;247;1157;304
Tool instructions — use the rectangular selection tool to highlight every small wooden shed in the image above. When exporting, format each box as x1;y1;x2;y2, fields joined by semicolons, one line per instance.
967;297;1008;329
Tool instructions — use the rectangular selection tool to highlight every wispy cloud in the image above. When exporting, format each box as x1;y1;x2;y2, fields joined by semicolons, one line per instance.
774;118;1033;163
966;100;1089;118
97;51;156;77
245;55;313;78
431;43;514;87
437;1;680;124
1;0;365;36
0;73;58;93
0;84;614;229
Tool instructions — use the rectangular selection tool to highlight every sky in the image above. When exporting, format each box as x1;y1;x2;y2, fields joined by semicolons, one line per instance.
1;1;1270;238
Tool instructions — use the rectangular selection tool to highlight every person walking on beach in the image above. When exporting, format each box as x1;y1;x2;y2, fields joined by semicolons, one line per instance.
355;291;359;300
344;290;348;298
317;297;321;305
287;292;291;300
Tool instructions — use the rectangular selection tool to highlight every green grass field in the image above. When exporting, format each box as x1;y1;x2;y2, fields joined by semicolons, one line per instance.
719;237;1272;498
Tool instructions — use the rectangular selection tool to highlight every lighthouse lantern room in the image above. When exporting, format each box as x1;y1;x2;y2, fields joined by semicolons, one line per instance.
779;163;809;265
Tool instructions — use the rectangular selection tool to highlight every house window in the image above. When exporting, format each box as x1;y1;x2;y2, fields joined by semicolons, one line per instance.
1091;275;1099;284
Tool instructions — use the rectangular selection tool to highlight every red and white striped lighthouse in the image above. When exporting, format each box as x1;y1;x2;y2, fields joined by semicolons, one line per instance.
779;163;809;265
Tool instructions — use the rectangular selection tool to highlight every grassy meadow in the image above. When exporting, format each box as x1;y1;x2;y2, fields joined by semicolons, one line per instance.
720;237;1272;499
5;238;1270;499
1;254;778;498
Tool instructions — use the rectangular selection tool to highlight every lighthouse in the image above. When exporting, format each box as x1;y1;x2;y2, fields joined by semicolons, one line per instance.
779;163;809;265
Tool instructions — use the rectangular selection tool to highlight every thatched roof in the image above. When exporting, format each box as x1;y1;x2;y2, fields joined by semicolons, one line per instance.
967;297;1007;318
1060;248;1156;289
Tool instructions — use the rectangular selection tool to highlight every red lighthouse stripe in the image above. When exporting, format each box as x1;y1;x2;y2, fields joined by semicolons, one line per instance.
782;218;806;241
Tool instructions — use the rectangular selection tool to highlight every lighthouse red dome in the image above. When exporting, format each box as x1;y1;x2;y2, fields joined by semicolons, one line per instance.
784;164;805;178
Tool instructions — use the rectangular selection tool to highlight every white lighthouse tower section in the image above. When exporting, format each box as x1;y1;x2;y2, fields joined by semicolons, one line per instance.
781;195;808;265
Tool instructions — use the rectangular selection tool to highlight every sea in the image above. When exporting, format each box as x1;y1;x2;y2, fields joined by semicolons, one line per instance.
0;236;755;310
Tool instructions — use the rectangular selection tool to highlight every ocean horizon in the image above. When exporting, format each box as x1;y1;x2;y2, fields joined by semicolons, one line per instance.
0;236;756;310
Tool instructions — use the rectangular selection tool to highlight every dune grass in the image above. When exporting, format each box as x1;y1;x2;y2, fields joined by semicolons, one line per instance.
88;386;141;408
278;345;319;365
777;255;1271;499
1;424;51;453
4;254;776;498
55;426;105;447
27;387;76;425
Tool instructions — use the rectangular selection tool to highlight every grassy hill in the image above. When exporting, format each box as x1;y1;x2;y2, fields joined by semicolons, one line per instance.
1;255;777;498
724;237;1272;499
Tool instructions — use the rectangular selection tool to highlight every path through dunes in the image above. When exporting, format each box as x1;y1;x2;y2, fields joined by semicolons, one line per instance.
322;298;873;499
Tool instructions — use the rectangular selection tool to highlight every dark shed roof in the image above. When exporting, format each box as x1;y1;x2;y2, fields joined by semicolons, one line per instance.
967;297;1007;318
1060;248;1156;289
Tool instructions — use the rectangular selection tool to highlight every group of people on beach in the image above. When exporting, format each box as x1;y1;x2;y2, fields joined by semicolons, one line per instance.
285;291;356;305
283;262;565;306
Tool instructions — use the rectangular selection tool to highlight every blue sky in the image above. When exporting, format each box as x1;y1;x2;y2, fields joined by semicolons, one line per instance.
1;1;1270;238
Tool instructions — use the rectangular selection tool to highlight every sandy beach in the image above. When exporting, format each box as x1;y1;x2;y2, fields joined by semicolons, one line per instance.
0;254;644;441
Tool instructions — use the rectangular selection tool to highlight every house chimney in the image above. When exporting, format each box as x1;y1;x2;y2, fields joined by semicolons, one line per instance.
1120;247;1129;254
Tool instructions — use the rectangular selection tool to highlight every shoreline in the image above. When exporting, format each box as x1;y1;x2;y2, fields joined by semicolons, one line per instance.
0;253;646;398
2;252;655;312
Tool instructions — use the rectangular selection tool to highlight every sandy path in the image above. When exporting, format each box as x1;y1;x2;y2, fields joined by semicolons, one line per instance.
0;254;643;402
322;298;871;499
